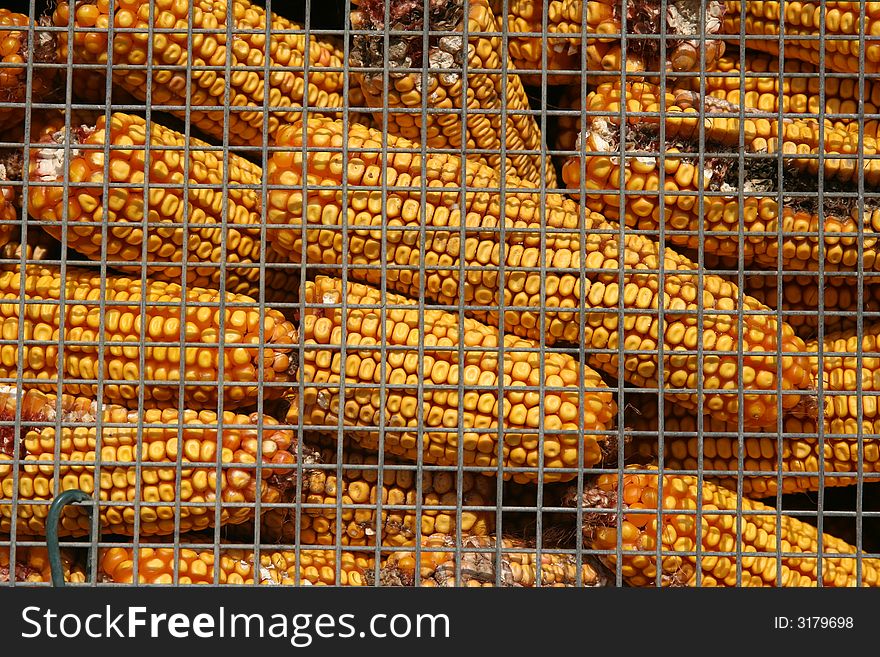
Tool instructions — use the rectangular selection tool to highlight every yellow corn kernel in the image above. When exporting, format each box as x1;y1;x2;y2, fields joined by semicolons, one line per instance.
351;0;555;186
268;117;814;428
563;81;880;274
0;264;297;409
492;0;726;83
247;436;495;546
724;1;880;75
28;112;296;301
0;388;301;536
285;276;616;484
380;533;607;586
52;0;347;147
575;466;880;586
0;540;86;583
99;543;370;586
624;393;875;496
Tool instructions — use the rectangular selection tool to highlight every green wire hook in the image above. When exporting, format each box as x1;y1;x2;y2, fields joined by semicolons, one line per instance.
46;489;93;587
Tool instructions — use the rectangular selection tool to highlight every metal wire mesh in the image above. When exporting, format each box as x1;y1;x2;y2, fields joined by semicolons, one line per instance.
0;0;879;588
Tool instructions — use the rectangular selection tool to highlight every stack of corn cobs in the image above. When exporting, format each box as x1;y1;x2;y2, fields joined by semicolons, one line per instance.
0;0;878;588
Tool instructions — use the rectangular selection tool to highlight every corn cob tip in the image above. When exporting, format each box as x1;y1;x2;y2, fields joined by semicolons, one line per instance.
0;12;57;100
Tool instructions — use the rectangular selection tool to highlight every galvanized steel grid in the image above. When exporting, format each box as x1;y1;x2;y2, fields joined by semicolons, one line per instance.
0;0;876;587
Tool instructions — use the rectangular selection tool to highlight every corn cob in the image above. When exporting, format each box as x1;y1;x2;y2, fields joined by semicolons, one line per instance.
1;541;85;583
350;0;556;187
563;81;880;272
675;52;880;141
99;544;370;585
492;1;727;82
814;321;880;439
623;393;874;496
493;0;580;83
376;533;608;586
51;0;347;147
27;112;297;301
255;436;496;546
554;51;880;162
0;10;58;132
743;273;880;340
267;117;813;427
552;0;727;77
1;387;304;536
568;466;880;586
0;228;59;263
723;2;880;75
286;276;615;483
0;264;297;409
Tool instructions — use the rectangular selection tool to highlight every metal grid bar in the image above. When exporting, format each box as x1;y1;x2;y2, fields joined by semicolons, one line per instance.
0;0;879;588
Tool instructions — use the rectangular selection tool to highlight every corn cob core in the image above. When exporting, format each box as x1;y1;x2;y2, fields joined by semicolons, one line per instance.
350;0;556;187
0;10;58;132
0;543;85;583
51;0;346;147
552;0;727;76
99;545;369;585
0;264;296;409
286;276;615;483
575;80;880;185
563;81;880;273
0;388;303;536
376;533;607;586
623;394;874;496
571;467;880;586
723;2;880;75
259;437;495;546
268;117;813;427
743;273;880;340
27;112;296;301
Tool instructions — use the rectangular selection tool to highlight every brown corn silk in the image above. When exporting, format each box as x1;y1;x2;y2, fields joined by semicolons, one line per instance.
723;1;880;75
623;393;873;496
99;544;370;585
255;437;496;546
350;0;556;187
0;388;301;536
573;467;880;586
562;81;880;274
0;264;297;409
0;541;85;583
552;48;880;161
286;276;615;483
267;117;813;428
492;0;726;84
27;112;296;301
0;10;58;132
51;0;347;147
377;533;607;586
